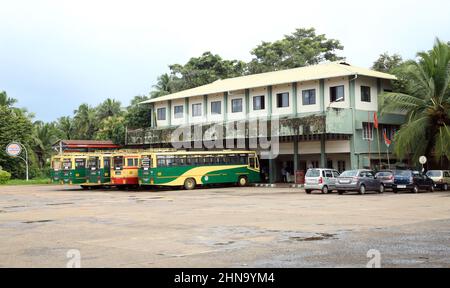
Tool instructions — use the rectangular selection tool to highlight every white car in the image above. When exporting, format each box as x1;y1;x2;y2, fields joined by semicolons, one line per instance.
304;168;340;194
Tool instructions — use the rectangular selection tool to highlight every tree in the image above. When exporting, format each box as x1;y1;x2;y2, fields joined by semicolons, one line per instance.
56;116;75;140
247;28;344;74
125;95;152;129
96;116;126;145
96;98;123;120
372;53;403;73
150;74;175;99
0;91;17;107
166;52;246;92
73;104;98;139
380;39;450;164
31;121;59;168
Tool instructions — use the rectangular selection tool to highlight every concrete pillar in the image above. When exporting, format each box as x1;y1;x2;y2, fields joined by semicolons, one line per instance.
320;134;326;168
168;100;172;127
294;135;299;173
349;75;358;169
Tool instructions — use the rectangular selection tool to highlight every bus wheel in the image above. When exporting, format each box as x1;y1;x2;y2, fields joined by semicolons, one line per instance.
184;178;196;190
81;186;89;190
238;176;248;187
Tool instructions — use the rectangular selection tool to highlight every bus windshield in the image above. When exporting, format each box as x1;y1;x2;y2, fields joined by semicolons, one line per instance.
62;159;72;170
52;159;62;170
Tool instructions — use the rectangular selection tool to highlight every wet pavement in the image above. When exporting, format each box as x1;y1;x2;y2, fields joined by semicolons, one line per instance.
0;185;449;267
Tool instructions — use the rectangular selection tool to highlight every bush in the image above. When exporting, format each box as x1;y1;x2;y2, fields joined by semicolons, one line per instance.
0;170;11;184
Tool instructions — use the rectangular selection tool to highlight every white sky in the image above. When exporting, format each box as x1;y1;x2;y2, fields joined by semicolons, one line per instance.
1;0;450;121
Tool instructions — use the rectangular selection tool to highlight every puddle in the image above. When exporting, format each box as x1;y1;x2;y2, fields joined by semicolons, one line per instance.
214;241;236;246
46;203;74;206
3;206;26;209
289;233;337;242
23;220;54;224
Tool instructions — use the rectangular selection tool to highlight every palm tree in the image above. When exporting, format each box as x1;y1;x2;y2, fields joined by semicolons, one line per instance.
32;121;59;168
380;39;450;164
96;98;122;120
56;116;74;140
0;91;17;107
73;104;97;139
151;73;173;98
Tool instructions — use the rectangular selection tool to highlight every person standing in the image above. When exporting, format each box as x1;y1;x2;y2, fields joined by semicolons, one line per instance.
281;167;287;183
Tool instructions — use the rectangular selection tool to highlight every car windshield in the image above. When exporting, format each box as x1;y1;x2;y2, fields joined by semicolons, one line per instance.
306;169;321;177
394;170;411;176
340;171;357;177
426;171;442;177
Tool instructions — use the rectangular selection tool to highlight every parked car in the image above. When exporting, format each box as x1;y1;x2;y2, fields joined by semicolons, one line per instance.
392;170;435;193
336;170;384;195
304;168;340;194
375;170;394;189
426;170;450;191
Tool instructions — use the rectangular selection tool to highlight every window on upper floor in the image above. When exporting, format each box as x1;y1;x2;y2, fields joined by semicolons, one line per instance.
302;89;316;105
363;122;374;141
192;103;202;117
231;98;243;113
174;105;184;119
253;95;265;110
361;86;371;102
157;108;166;121
276;92;289;108
211;101;222;115
330;85;345;103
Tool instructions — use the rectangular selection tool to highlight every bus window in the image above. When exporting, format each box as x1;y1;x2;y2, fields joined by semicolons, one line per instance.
62;159;72;170
239;154;248;165
75;158;86;169
134;158;139;167
157;156;166;167
88;157;99;170
249;157;256;169
114;156;124;170
127;158;138;167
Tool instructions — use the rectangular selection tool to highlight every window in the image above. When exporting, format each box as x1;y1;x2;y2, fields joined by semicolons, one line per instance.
253;95;265;110
192;103;202;117
277;92;289;108
157;108;166;120
361;86;371;102
330;86;345;102
324;170;333;178
363;122;374;140
211;101;221;115
174;105;184;119
75;159;85;169
127;158;138;167
333;171;340;178
302;89;316;105
231;98;243;113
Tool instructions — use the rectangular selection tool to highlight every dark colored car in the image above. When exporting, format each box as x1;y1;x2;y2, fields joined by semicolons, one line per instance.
375;170;394;189
336;170;384;195
392;170;435;193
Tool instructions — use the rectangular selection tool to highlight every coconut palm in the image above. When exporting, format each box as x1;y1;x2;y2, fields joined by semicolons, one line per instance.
151;73;174;98
73;104;98;139
96;98;123;120
32;121;59;168
0;91;17;107
380;39;450;163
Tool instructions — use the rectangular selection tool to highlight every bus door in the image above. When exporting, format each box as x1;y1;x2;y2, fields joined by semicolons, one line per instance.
248;154;259;170
88;156;100;184
51;157;62;183
62;157;73;184
74;158;87;184
140;155;152;185
113;156;124;176
102;156;111;182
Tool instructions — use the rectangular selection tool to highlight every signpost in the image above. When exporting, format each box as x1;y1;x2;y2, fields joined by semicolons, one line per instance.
419;156;427;173
6;142;28;181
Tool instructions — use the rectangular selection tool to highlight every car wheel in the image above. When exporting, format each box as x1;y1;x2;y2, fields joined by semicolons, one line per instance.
305;190;312;194
322;186;329;194
412;185;419;194
429;185;435;192
338;191;344;195
184;178;196;190
443;184;448;191
359;185;366;195
393;189;398;194
237;176;248;187
379;184;385;194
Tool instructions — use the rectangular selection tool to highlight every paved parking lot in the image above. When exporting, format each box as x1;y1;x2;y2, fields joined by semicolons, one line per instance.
0;185;449;267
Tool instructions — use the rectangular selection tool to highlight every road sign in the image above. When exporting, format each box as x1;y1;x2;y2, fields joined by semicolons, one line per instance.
6;143;22;157
419;156;427;165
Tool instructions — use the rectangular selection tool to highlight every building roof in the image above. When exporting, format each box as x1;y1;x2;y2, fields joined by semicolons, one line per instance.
54;140;120;148
141;62;396;104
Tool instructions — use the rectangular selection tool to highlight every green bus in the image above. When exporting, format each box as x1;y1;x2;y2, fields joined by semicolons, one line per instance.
51;153;89;185
138;150;261;190
81;153;112;189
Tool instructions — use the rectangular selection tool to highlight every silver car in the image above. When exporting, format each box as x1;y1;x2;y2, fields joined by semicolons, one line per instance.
305;169;340;194
336;170;384;195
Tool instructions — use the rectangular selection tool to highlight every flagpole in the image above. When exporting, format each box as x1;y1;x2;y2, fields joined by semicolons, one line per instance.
386;144;391;170
375;113;382;169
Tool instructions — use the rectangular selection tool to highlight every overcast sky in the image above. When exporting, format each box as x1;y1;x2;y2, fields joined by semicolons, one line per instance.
1;0;450;122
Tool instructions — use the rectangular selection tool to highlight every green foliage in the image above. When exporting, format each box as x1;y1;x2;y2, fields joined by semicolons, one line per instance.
0;170;11;184
380;39;450;163
73;103;98;139
167;52;246;92
0;91;17;107
96;116;126;145
372;53;403;73
247;28;344;74
125;95;152;129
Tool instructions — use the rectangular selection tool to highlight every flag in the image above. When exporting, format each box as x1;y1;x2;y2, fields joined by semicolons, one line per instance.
373;112;379;129
383;129;391;146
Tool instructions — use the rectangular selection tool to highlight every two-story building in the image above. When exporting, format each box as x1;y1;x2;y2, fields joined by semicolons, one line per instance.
128;62;405;183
